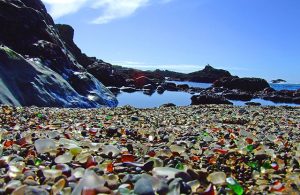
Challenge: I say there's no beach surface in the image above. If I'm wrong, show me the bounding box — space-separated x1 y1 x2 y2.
0 105 299 194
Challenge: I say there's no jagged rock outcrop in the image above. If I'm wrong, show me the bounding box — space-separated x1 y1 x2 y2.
0 0 117 107
186 65 232 83
56 24 127 87
271 79 286 84
213 77 270 92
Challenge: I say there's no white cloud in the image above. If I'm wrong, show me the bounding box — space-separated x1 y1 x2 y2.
42 0 89 19
42 0 172 24
110 60 203 73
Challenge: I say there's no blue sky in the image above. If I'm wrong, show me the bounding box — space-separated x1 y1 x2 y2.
42 0 300 83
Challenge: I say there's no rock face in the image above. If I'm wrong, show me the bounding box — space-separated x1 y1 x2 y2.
56 24 127 87
0 0 117 107
186 65 232 83
271 79 286 84
213 77 270 92
261 89 300 104
223 92 253 101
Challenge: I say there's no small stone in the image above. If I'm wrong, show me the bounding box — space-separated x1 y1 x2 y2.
34 139 56 154
152 167 180 179
23 178 38 186
42 169 62 179
175 171 192 182
5 180 22 193
72 170 105 195
52 178 66 195
134 178 155 195
55 152 73 164
142 161 154 172
168 178 181 195
207 172 226 185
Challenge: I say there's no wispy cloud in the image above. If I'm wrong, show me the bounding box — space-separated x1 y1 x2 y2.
42 0 173 24
42 0 89 19
110 60 203 73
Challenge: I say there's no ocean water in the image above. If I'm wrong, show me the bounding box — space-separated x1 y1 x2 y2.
270 83 300 91
116 91 299 108
117 91 191 108
171 81 300 91
116 81 300 108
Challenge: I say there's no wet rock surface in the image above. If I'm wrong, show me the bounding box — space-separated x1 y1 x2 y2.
0 104 299 194
213 77 270 92
0 0 117 108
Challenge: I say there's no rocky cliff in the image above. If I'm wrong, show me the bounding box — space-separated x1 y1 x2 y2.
0 0 117 107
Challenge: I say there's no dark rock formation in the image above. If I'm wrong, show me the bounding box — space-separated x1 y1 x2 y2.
86 62 127 87
120 87 138 93
0 0 117 107
245 102 262 106
106 87 120 94
160 103 176 107
143 84 156 91
213 77 270 92
134 76 156 89
162 82 178 91
56 24 94 67
223 92 253 101
191 95 233 105
261 89 300 104
156 85 165 94
56 24 127 87
271 79 286 84
186 65 232 83
177 84 189 90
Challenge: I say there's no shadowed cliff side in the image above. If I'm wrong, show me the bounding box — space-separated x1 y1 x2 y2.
0 0 117 107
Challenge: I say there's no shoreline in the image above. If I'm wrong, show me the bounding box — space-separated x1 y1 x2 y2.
0 105 299 194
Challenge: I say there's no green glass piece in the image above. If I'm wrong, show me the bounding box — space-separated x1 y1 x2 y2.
246 145 254 152
226 177 244 195
175 162 184 170
262 162 272 169
203 132 209 136
98 123 103 128
247 161 258 169
35 158 42 166
106 115 112 120
37 113 43 118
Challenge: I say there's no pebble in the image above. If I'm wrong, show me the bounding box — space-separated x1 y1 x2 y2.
0 105 299 194
134 177 155 195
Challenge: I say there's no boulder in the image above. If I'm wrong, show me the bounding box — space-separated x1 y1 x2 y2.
223 92 253 101
160 103 176 107
213 77 270 92
143 89 155 96
162 82 178 91
245 102 262 106
120 87 138 93
262 95 293 103
177 84 189 90
143 84 156 91
134 76 155 88
293 97 300 104
191 95 233 105
263 87 276 93
156 85 165 94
